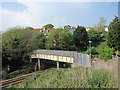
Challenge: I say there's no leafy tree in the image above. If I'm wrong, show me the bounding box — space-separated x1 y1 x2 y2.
85 46 98 55
2 27 46 71
58 31 75 51
46 28 64 49
29 32 47 49
97 42 114 61
42 24 54 29
108 16 120 52
102 31 108 39
46 28 75 50
87 28 101 46
53 33 59 50
73 26 89 51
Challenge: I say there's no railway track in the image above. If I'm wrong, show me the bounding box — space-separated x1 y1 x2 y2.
0 68 53 89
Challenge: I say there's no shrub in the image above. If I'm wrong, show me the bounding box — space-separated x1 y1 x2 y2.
97 42 114 61
85 47 98 55
2 62 36 80
8 67 117 88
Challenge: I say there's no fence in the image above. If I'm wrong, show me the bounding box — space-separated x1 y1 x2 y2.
73 53 90 67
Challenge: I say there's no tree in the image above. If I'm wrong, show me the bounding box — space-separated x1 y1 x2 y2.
97 42 114 61
94 17 106 33
46 28 64 49
46 28 75 50
108 16 120 52
73 26 89 51
58 31 75 51
87 28 101 46
2 27 46 71
34 32 47 49
53 33 59 50
42 24 54 29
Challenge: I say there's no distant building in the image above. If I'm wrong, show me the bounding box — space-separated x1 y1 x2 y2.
63 25 92 33
105 26 108 31
34 25 95 35
34 27 55 35
63 25 76 34
86 27 92 31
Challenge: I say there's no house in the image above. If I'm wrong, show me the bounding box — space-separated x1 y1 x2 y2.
63 25 93 33
105 26 108 31
63 25 76 34
34 27 55 35
86 27 92 31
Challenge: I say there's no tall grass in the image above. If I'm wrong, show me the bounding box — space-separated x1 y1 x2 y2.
8 67 117 88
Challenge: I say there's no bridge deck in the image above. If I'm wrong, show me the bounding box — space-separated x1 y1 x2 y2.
31 50 90 67
32 50 74 57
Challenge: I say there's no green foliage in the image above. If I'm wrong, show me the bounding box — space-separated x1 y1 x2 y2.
84 41 114 61
73 26 89 51
8 67 116 88
58 31 75 51
88 69 116 88
87 28 102 46
34 32 47 49
108 16 120 51
42 24 54 29
46 28 75 50
84 47 98 55
102 31 108 38
97 42 114 61
2 62 36 80
2 27 46 71
46 28 64 49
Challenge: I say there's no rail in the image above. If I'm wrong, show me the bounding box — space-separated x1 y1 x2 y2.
0 68 53 88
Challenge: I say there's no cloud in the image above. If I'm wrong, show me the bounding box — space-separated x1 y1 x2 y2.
1 0 117 32
1 7 33 31
1 2 44 31
52 16 68 27
1 1 69 32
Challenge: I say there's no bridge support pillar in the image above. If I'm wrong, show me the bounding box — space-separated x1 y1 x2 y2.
30 58 32 62
41 60 44 70
57 61 59 68
38 58 41 70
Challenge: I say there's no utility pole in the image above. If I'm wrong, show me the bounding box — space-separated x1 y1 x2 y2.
89 41 92 59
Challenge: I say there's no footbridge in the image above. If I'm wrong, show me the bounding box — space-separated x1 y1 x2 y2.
30 50 91 70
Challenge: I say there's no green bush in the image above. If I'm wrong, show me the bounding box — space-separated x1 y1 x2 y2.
8 67 117 88
84 41 115 61
2 62 36 80
85 47 98 55
97 42 114 61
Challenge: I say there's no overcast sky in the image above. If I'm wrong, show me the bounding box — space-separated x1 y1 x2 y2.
0 0 118 32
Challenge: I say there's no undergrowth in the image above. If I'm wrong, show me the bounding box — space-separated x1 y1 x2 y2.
8 67 117 88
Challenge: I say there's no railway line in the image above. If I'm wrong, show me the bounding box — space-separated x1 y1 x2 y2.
0 68 53 89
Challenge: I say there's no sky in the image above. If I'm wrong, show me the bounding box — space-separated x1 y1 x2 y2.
0 0 119 32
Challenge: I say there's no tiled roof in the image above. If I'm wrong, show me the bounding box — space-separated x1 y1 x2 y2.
33 28 55 35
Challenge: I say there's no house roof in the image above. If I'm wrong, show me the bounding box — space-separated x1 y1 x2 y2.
34 28 43 31
33 28 55 35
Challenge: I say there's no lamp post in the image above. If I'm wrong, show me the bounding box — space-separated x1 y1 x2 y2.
89 41 92 59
